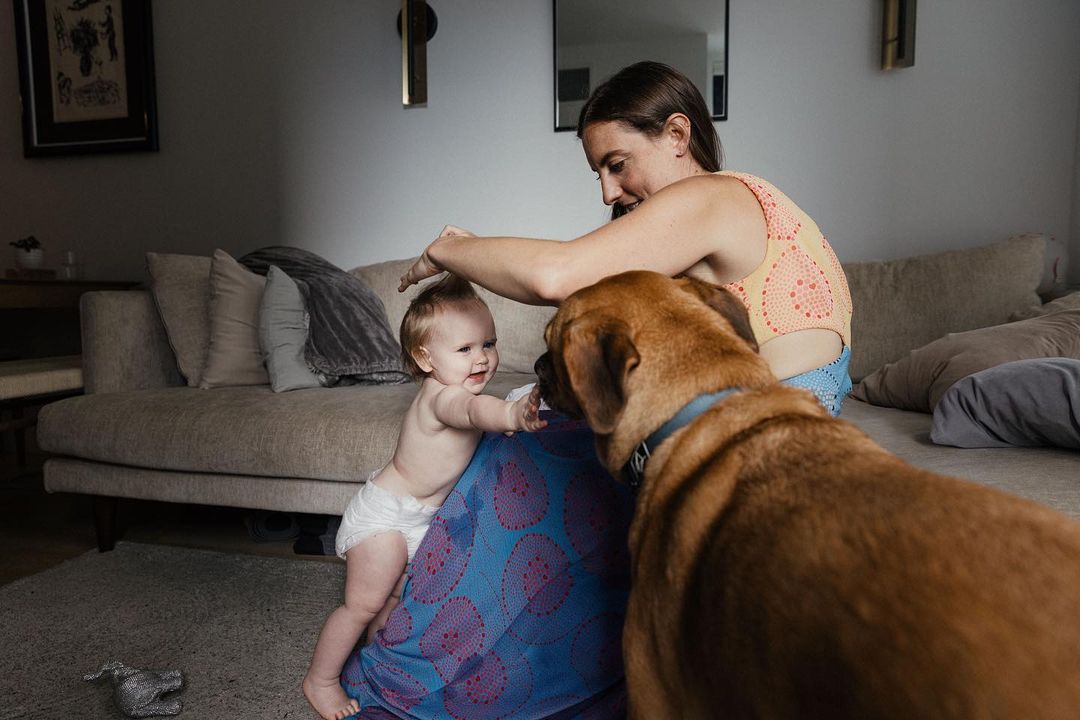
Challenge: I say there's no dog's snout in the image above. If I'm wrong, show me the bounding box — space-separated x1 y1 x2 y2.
534 353 551 386
535 352 559 404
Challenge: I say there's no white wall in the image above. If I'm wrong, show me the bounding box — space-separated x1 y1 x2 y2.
1 0 1078 282
1072 75 1080 281
722 0 1080 271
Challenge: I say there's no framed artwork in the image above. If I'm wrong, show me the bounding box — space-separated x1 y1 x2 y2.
12 0 158 156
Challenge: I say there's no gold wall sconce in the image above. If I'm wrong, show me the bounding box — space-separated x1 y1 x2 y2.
882 0 916 70
400 0 438 105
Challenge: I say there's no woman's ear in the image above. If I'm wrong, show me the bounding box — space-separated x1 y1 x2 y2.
664 113 693 157
414 347 434 374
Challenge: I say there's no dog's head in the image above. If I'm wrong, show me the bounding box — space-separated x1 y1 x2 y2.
535 271 772 471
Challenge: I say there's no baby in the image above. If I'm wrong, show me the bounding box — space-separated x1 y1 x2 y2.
303 273 547 720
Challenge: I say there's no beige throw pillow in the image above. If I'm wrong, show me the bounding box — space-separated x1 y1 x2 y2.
199 249 269 389
842 235 1045 381
146 252 213 387
851 309 1080 413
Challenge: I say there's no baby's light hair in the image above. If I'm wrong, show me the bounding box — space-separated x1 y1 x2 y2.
399 273 488 381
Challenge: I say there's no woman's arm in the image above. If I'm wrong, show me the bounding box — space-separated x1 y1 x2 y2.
400 174 766 304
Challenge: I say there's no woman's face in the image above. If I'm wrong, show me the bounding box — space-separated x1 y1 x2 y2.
582 120 689 213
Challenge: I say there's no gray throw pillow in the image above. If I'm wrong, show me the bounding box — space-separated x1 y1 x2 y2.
260 266 321 393
239 247 409 383
930 358 1080 449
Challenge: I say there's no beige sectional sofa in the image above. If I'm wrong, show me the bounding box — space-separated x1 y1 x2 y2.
38 236 1080 550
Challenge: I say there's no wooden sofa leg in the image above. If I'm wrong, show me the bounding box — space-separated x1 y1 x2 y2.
94 496 120 552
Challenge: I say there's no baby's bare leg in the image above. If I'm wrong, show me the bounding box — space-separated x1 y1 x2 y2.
304 532 407 720
365 572 407 644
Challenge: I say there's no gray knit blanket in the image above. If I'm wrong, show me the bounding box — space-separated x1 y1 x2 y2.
239 247 410 385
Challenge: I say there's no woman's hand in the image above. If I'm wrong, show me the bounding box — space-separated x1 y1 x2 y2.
398 225 476 292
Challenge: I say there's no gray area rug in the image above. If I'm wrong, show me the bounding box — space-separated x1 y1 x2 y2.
0 542 345 719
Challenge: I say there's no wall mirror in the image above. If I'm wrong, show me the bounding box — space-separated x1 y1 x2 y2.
554 0 728 132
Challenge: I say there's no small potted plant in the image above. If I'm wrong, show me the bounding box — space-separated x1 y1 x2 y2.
11 235 44 269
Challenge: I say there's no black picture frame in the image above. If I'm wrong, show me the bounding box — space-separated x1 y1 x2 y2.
12 0 158 157
553 0 729 132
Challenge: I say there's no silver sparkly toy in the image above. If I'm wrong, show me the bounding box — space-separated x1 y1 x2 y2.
84 661 185 718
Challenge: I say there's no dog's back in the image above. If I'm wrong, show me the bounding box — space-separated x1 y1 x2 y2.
662 398 1080 719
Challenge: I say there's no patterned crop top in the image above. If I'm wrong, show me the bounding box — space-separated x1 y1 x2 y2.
718 171 852 347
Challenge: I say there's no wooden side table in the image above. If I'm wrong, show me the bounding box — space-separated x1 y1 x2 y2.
0 278 140 361
0 356 84 467
0 278 140 310
0 279 137 467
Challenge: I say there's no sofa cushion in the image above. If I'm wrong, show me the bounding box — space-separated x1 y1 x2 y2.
146 252 212 387
260 266 321 392
842 235 1045 380
851 309 1080 413
930 358 1080 449
353 258 556 375
838 398 1080 518
200 250 269 389
37 372 536 481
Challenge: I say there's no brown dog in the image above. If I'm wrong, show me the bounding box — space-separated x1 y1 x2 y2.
535 270 1080 720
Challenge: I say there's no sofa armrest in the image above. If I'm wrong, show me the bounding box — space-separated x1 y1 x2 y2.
80 290 184 393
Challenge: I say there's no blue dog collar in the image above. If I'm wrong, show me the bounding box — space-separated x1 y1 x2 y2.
624 388 743 489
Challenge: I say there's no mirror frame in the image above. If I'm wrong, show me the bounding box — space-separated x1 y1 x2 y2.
553 0 729 132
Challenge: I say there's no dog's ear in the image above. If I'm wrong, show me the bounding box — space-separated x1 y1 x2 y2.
563 318 640 434
675 276 758 352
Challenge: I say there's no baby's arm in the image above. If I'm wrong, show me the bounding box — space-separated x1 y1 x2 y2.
433 385 547 434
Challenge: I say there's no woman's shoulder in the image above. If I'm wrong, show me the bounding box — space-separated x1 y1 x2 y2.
708 171 811 219
711 170 782 198
636 172 768 280
658 171 759 206
652 171 767 224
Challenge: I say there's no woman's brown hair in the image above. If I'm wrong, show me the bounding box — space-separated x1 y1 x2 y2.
577 61 724 220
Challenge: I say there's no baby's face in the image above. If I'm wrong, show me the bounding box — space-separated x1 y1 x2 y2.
421 302 499 393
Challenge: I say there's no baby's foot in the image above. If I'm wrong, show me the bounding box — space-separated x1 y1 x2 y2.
303 674 359 720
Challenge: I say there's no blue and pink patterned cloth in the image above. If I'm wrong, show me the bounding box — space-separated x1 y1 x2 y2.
342 414 633 719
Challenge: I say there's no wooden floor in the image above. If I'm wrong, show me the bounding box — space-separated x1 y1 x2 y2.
0 437 339 588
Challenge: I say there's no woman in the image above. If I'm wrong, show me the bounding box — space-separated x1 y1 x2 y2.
340 61 852 719
401 61 852 411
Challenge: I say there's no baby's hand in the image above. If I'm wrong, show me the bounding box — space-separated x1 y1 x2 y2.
505 387 547 435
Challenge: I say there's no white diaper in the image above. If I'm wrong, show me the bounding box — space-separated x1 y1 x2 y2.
335 473 440 561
